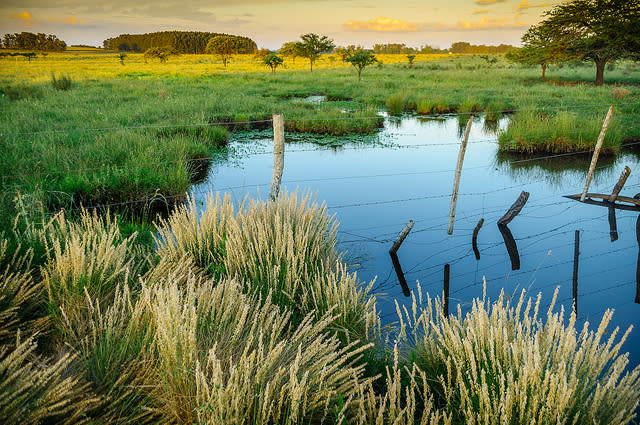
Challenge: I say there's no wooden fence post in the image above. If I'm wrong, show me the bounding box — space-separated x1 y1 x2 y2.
447 115 473 235
443 264 450 316
269 114 285 201
608 165 631 203
390 252 410 297
389 220 414 254
498 191 529 225
573 230 579 315
581 106 614 202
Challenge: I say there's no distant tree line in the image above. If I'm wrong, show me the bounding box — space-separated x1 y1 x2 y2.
1 32 66 51
103 31 257 54
372 43 447 54
449 42 516 54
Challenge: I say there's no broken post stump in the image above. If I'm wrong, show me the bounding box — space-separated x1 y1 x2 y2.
447 115 473 235
389 220 415 254
498 191 530 225
498 223 520 271
443 264 450 316
269 113 285 201
608 165 631 203
608 206 618 242
472 218 484 260
581 106 614 202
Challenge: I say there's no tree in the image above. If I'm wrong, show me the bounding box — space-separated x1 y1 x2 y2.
406 54 416 68
206 35 238 67
143 46 174 63
297 33 335 72
344 50 378 81
263 53 284 74
506 24 567 81
530 0 640 85
279 41 302 63
254 48 270 59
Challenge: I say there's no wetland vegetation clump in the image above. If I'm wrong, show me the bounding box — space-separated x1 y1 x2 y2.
1 191 639 424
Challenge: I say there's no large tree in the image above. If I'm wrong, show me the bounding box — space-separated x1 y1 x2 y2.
206 35 238 67
297 33 335 72
506 24 568 81
279 41 302 63
530 0 640 85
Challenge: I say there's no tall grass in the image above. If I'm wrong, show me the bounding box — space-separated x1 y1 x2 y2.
1 192 640 423
397 284 640 424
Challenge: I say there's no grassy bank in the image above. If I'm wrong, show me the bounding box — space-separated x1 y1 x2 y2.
1 192 639 424
1 53 639 236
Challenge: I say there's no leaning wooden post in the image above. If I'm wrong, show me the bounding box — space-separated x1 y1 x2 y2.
608 166 631 203
572 230 580 315
580 106 614 202
498 191 529 225
443 264 450 316
447 115 473 235
389 220 414 254
390 252 410 297
269 114 285 201
636 215 640 304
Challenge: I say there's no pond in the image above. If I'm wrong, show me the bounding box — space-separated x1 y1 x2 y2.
192 114 640 369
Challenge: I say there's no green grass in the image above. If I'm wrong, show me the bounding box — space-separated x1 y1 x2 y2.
0 53 639 236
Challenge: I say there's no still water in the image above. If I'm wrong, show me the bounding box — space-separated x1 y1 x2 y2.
192 114 640 368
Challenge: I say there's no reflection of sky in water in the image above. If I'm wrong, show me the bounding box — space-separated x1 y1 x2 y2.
192 114 640 370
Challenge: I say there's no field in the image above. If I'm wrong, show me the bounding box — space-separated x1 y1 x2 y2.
2 50 640 424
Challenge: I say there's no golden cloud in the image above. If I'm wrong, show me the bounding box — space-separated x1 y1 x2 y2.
472 8 489 14
454 16 528 30
475 0 507 5
516 0 551 11
344 16 419 32
10 11 87 26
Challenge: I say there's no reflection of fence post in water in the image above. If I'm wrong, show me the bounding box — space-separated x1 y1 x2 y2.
498 224 520 270
573 230 580 315
636 215 640 304
390 252 411 297
472 218 484 260
444 264 450 316
269 113 285 201
608 206 618 242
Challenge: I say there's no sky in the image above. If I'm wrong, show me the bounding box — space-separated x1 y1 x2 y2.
0 0 560 49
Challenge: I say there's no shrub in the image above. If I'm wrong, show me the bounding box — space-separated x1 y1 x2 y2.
401 286 640 424
386 92 405 115
51 73 72 91
613 87 631 100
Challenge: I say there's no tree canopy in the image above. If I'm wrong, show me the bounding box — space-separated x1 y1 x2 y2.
143 46 176 63
103 31 256 54
528 0 640 85
297 33 335 72
1 32 66 51
206 36 239 67
344 50 378 81
263 53 284 74
279 41 303 63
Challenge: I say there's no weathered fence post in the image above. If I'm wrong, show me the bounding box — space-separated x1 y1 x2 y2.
269 113 285 201
580 106 614 202
443 264 450 316
447 115 473 235
389 220 414 254
608 206 618 242
472 218 484 260
498 191 529 225
573 230 580 315
636 215 640 304
608 166 631 203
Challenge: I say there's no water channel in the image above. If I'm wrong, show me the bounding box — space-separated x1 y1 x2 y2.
192 113 640 369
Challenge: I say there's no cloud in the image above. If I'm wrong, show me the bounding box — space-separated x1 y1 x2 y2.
344 16 419 32
472 9 489 14
516 0 551 11
474 0 507 5
10 11 87 26
453 16 528 30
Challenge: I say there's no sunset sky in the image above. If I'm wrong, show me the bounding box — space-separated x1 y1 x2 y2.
0 0 559 49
